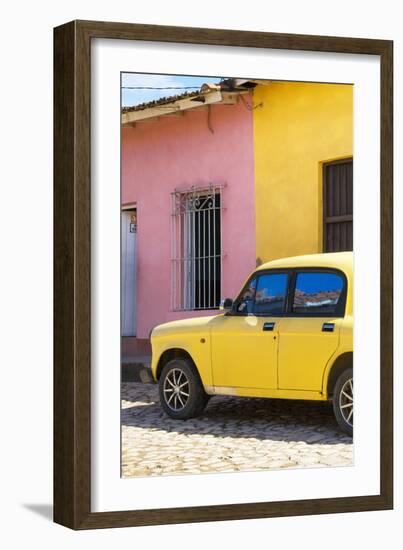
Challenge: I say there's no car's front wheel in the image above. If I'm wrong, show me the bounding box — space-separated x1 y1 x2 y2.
333 368 353 436
159 358 209 419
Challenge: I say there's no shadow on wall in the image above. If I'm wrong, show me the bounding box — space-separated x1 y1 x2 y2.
23 504 53 522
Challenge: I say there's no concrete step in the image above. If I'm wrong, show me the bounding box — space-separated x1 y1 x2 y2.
122 355 151 366
121 355 154 384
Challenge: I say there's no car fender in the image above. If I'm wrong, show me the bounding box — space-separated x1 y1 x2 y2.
151 325 214 386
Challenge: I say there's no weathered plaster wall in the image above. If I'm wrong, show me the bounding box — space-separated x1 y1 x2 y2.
253 82 353 263
122 98 256 338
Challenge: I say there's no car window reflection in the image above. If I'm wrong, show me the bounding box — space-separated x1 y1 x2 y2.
236 278 257 313
254 273 288 315
237 273 288 315
293 272 343 314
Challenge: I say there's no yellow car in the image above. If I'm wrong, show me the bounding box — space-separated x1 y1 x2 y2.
151 252 353 435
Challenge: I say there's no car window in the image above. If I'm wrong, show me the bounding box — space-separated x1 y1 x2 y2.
293 271 344 314
254 273 288 315
236 277 257 314
236 273 288 315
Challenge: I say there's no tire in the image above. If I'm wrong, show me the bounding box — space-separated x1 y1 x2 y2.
158 358 209 420
332 368 353 436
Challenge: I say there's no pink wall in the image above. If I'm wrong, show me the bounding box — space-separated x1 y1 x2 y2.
122 97 256 338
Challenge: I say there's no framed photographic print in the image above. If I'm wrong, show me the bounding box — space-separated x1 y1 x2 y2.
54 20 393 529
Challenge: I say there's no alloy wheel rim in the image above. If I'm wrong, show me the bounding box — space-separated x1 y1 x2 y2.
163 368 190 411
339 377 353 427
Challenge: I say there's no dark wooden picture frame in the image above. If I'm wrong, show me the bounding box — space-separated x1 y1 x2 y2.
54 20 393 530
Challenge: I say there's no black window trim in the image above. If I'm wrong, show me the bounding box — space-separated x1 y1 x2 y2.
228 266 348 318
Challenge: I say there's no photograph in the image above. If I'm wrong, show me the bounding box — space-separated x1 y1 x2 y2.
120 73 354 478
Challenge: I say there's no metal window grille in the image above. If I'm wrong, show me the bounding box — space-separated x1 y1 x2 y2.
171 184 223 311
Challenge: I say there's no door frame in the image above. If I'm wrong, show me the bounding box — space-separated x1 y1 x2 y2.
122 202 136 211
121 204 137 337
322 156 353 253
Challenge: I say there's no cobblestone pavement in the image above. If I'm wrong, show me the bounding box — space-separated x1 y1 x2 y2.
121 382 353 477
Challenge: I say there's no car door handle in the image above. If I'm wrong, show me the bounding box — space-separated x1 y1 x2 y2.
322 323 335 332
263 322 275 331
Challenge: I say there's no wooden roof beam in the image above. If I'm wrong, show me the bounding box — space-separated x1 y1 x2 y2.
122 90 223 124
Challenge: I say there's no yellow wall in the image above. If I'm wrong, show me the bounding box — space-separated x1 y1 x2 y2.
253 82 353 263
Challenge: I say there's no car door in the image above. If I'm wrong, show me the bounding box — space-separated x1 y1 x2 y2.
210 271 289 390
277 269 346 391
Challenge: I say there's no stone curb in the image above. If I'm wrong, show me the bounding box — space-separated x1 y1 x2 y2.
121 362 155 384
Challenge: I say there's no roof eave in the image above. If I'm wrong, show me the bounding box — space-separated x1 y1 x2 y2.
122 89 244 126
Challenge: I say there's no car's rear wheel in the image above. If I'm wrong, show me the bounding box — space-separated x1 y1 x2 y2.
333 368 353 436
159 358 209 419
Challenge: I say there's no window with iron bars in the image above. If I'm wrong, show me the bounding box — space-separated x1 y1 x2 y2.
171 185 223 311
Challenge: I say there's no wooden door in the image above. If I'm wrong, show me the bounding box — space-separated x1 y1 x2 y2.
323 159 353 252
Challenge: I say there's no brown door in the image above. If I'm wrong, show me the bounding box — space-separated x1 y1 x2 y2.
323 159 353 252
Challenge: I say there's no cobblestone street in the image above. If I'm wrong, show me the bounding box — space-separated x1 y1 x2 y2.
121 382 353 477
